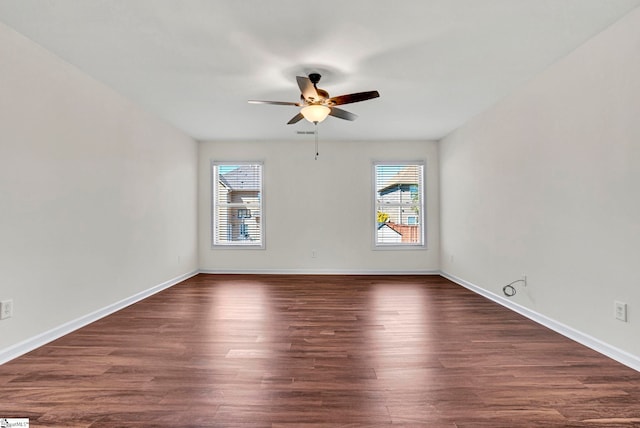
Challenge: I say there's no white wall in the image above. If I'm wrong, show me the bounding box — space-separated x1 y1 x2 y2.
0 23 198 356
199 140 439 273
440 8 640 360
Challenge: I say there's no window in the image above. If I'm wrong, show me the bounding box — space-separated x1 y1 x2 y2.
212 162 264 248
374 162 425 247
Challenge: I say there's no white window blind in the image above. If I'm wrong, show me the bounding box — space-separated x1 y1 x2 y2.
212 162 264 247
374 162 425 247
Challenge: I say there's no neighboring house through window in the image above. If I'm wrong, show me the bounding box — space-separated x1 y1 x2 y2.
212 162 264 248
374 162 425 247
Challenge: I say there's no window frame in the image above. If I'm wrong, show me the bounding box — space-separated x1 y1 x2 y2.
211 161 265 249
373 161 426 249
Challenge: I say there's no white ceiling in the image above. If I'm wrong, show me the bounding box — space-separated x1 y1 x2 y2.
1 0 639 142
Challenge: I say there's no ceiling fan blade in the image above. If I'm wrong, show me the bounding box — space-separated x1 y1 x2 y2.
248 100 300 106
328 90 380 106
329 107 358 121
287 112 304 125
296 76 319 102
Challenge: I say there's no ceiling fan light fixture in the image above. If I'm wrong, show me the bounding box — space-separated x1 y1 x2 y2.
301 104 330 123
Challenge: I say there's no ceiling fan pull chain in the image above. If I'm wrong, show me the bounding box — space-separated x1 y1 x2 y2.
315 123 319 160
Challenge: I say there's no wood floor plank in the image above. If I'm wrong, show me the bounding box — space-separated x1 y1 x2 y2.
1 274 639 426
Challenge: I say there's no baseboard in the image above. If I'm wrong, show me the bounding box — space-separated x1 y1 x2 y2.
0 270 199 365
440 271 640 373
199 268 441 275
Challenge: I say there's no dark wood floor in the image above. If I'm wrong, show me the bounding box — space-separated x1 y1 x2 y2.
1 274 639 427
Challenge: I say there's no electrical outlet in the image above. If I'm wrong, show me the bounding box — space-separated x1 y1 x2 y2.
0 299 13 320
614 301 627 322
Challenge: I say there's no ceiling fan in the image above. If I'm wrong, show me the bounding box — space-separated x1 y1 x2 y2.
248 73 380 124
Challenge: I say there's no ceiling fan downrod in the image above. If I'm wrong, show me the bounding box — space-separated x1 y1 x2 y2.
308 73 322 87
